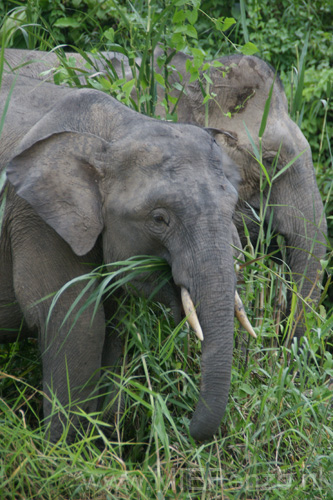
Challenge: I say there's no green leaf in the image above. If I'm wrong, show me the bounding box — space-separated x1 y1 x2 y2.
203 73 213 84
185 58 193 72
240 42 259 55
211 60 224 68
122 78 135 99
191 48 205 68
53 17 81 28
97 77 112 90
187 9 198 25
189 69 199 83
67 56 77 67
174 24 197 39
191 47 205 57
217 17 236 32
172 10 186 24
239 383 255 396
173 82 184 92
154 72 165 86
103 28 114 42
186 24 198 38
171 32 186 51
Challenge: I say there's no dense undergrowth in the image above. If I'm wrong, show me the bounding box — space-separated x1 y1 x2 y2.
0 1 332 499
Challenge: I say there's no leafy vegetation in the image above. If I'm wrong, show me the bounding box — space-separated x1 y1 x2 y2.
0 1 332 498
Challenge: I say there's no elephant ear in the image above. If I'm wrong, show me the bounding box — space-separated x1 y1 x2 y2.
205 127 241 192
7 130 109 256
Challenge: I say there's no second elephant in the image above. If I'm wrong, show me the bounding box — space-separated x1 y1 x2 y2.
156 49 327 341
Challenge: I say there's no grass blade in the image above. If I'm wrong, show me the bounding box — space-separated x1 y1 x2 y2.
259 72 276 138
291 30 310 125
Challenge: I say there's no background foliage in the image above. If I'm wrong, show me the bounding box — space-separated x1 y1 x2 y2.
1 0 332 234
0 1 332 498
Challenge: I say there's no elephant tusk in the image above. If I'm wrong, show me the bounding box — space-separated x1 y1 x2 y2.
234 252 243 275
181 287 204 341
234 291 257 339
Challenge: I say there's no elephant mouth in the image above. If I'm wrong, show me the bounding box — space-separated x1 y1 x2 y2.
181 286 256 341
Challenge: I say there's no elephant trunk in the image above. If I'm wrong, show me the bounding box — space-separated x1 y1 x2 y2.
270 147 327 341
285 220 326 340
172 235 236 441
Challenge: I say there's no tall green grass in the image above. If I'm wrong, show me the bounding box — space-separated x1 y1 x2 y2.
0 3 332 499
1 289 332 498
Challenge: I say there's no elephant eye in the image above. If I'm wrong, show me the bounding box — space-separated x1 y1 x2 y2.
151 209 170 226
154 215 166 223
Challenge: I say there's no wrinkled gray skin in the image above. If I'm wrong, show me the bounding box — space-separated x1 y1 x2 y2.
4 47 327 339
157 49 327 340
0 70 240 442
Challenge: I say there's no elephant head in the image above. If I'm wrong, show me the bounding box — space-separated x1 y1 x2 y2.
156 50 327 341
2 74 251 440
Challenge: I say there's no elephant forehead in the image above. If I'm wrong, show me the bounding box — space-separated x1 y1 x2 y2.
127 119 219 156
110 138 223 180
107 169 235 220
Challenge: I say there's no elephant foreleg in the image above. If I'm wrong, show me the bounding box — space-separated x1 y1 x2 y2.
11 219 106 442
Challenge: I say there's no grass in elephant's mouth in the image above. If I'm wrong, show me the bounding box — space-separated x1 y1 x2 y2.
1 273 332 499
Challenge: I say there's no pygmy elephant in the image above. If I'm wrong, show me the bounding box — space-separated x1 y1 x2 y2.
0 71 250 442
155 49 327 340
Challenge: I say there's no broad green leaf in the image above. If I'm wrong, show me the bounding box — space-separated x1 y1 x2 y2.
54 17 81 28
193 56 204 69
97 77 112 90
122 78 135 98
239 383 255 396
174 24 197 39
154 72 165 86
191 47 205 57
185 59 193 72
67 56 77 67
211 60 224 68
189 69 199 83
103 28 114 42
172 10 186 24
181 25 195 37
171 33 186 51
217 17 236 32
187 9 198 25
173 82 184 92
240 42 259 55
